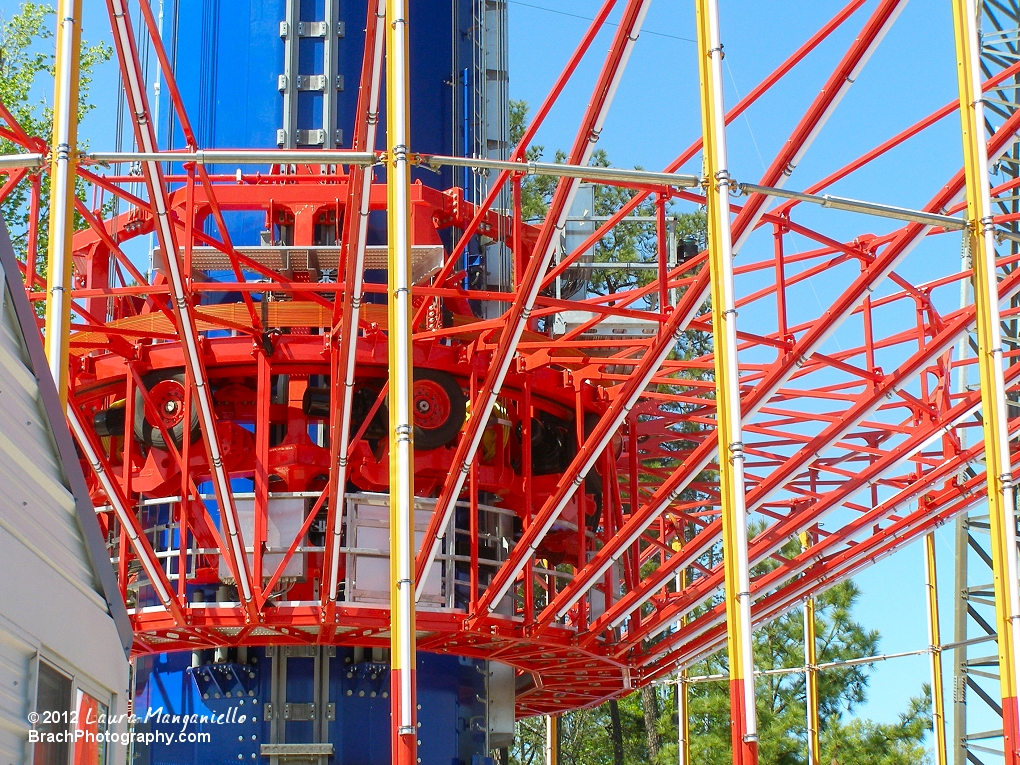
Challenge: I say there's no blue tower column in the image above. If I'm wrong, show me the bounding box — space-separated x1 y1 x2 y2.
132 1 516 762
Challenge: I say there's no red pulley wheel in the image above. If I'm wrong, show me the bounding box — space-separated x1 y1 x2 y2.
410 369 466 450
134 370 201 451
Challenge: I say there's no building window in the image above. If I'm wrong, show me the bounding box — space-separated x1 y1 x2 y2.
32 662 109 765
34 662 72 765
72 690 108 765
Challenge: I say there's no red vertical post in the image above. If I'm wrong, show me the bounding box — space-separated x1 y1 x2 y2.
26 173 40 292
522 377 535 625
178 374 192 600
121 369 135 599
469 363 480 609
656 192 669 315
574 384 587 628
512 174 524 289
252 352 271 599
772 221 787 342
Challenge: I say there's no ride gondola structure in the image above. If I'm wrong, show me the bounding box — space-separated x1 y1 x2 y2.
7 0 1020 764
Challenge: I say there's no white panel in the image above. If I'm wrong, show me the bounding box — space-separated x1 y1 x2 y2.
0 625 31 765
0 288 99 601
0 533 129 703
346 497 444 605
218 496 306 581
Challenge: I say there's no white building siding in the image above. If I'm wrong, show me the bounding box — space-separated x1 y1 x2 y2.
0 288 102 607
0 624 32 765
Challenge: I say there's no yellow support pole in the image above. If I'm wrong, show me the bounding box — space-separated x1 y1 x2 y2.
804 597 820 765
386 0 417 763
677 558 693 765
951 1 1020 762
677 569 691 765
545 714 560 765
677 670 689 765
695 1 758 763
924 533 948 765
44 0 83 403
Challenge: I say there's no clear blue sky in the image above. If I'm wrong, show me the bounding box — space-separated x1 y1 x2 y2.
0 0 995 748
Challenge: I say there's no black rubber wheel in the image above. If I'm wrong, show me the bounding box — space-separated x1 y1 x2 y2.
301 386 331 418
515 414 573 474
411 369 466 450
134 370 200 451
93 406 127 438
353 385 389 440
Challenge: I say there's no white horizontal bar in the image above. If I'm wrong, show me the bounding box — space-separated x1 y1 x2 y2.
739 181 966 230
422 154 701 188
87 149 378 166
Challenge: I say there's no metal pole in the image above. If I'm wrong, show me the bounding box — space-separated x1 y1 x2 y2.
804 597 820 765
386 0 417 763
677 672 689 765
952 510 969 765
695 1 758 763
925 533 949 765
676 570 690 765
952 2 1020 763
88 149 377 165
0 154 45 170
545 714 559 765
423 154 698 188
44 0 83 403
736 181 965 230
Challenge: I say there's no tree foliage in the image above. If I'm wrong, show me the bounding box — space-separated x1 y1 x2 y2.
511 582 931 765
509 99 704 314
0 1 111 262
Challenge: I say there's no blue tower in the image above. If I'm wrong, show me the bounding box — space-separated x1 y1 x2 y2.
131 3 514 764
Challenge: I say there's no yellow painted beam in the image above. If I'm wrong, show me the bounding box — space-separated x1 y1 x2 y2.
386 1 417 763
924 534 948 765
44 0 83 403
951 0 1020 760
805 597 819 765
546 714 560 765
695 0 758 762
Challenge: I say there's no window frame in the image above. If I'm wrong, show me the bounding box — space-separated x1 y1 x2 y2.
32 653 113 765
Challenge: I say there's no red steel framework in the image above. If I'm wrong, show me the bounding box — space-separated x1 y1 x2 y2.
4 0 1020 761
